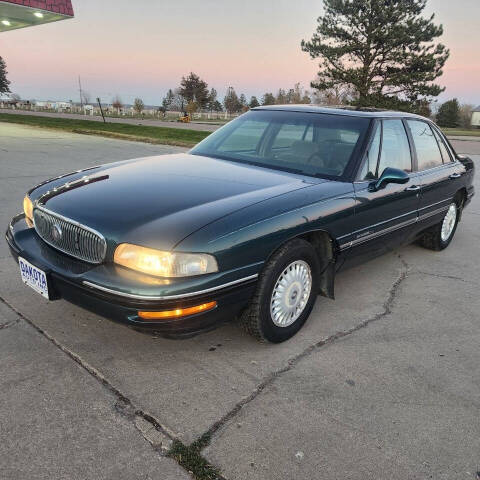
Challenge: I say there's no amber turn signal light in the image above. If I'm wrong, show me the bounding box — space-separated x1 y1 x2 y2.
138 301 217 321
23 195 34 228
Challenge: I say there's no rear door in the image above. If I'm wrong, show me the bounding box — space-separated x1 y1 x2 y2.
405 119 464 230
342 118 422 266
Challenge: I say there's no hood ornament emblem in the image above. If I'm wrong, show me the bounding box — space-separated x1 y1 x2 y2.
51 223 63 242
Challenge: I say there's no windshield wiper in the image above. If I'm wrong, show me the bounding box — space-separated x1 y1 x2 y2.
236 159 305 174
311 172 338 180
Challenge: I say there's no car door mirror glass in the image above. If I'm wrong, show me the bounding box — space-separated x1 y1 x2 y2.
370 167 409 191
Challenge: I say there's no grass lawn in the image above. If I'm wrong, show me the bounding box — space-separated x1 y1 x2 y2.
441 128 480 137
0 113 210 147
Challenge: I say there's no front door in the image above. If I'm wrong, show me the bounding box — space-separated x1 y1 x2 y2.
342 118 421 267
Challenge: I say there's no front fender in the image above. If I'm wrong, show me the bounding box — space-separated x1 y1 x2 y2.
176 181 356 274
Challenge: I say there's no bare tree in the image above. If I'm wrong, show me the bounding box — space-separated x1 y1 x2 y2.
82 91 91 104
286 83 311 104
276 89 287 104
186 100 198 115
111 95 123 114
223 87 242 114
133 97 144 115
459 104 474 129
311 85 356 106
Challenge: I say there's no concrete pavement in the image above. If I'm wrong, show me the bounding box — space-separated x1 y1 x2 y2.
0 307 189 480
1 123 479 479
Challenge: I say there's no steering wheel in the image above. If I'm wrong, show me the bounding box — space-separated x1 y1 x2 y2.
307 152 324 166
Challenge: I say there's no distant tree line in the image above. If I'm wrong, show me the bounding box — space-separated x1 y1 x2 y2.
106 84 477 129
158 72 316 115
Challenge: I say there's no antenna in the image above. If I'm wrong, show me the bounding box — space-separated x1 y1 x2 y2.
78 75 83 109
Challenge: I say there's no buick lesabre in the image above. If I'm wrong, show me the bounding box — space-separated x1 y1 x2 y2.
6 106 475 342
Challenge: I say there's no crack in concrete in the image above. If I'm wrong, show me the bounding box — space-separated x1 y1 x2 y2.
201 256 409 445
412 270 479 285
0 293 176 452
0 318 19 330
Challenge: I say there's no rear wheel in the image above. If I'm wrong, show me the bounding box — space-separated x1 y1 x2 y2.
417 200 460 251
240 239 319 343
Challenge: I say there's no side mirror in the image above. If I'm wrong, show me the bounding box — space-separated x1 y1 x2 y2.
457 154 474 172
369 167 409 192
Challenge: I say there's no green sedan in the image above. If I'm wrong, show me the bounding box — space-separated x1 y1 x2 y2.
7 105 475 342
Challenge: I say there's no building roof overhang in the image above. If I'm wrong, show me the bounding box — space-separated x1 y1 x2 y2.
0 0 73 32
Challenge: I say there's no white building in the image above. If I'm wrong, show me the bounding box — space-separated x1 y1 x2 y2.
54 101 72 112
471 106 480 128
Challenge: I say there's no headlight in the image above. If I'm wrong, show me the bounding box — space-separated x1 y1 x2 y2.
23 195 34 227
114 243 218 278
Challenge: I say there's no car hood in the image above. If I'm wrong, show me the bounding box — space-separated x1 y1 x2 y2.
34 153 322 251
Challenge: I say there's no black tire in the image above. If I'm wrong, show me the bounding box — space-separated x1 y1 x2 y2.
417 198 461 251
240 238 320 343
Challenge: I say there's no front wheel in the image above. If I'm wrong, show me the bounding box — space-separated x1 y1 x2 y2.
418 200 460 251
240 239 319 343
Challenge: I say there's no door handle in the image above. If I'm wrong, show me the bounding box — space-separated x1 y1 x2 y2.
449 173 461 179
405 185 421 191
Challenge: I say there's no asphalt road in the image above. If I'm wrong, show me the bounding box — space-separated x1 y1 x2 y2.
1 123 479 480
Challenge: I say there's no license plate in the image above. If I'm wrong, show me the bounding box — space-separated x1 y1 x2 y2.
18 257 50 299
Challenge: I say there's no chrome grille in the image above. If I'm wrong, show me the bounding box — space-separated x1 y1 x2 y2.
33 207 107 264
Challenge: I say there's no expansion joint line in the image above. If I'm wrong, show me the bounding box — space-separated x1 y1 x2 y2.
0 295 174 442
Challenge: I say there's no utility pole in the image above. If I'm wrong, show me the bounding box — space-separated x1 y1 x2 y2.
97 97 106 123
78 75 83 111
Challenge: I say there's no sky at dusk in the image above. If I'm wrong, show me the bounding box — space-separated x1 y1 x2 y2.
1 0 478 106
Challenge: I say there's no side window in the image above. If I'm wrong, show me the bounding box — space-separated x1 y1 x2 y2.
358 122 381 180
377 119 412 175
407 120 443 170
432 127 452 163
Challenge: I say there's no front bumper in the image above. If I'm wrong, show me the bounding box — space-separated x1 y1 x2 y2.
6 214 257 337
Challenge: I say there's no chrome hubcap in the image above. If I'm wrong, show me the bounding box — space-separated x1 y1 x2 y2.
441 203 457 242
270 260 312 327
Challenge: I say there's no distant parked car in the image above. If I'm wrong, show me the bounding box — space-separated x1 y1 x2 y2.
7 106 475 342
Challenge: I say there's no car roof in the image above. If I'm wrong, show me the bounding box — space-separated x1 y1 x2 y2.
252 104 429 120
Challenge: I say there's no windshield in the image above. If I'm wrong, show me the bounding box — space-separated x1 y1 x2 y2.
191 110 370 179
